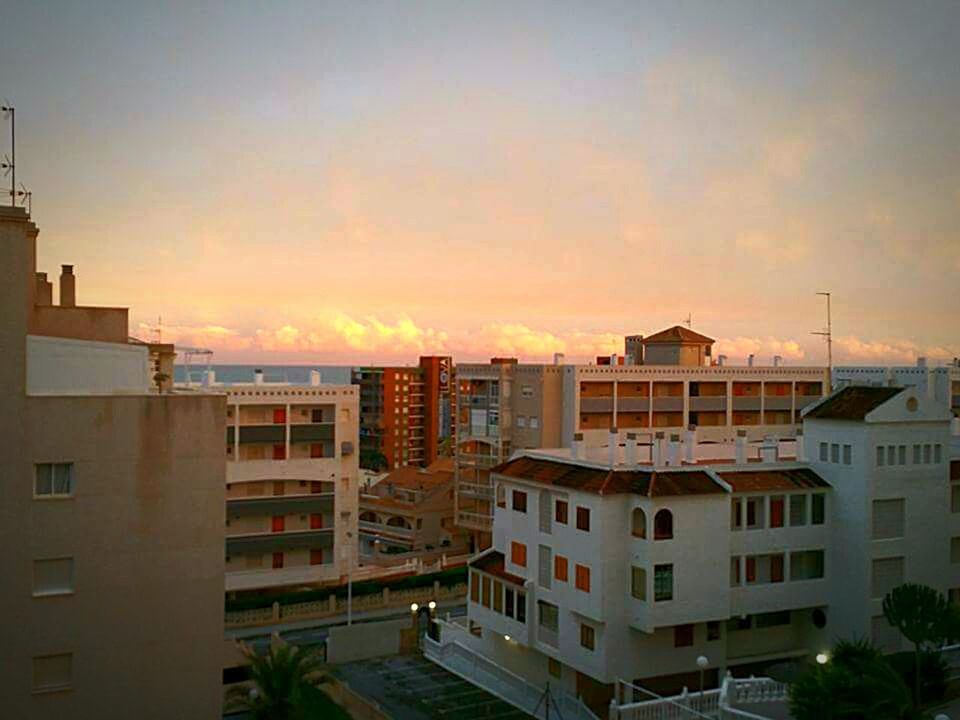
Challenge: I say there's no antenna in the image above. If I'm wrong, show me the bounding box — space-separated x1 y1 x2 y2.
1 102 14 207
683 313 693 329
17 183 31 214
811 292 832 393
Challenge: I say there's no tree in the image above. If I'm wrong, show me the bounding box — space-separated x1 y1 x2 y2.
883 583 955 705
789 639 918 720
227 639 347 720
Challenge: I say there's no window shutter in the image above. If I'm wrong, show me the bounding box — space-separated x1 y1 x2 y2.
539 545 552 589
872 499 905 540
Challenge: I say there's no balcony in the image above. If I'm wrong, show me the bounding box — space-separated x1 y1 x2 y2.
227 457 344 483
226 563 340 592
763 396 792 411
580 397 614 413
226 495 334 518
226 528 333 555
730 578 828 617
290 424 335 443
457 453 500 469
457 510 493 531
227 425 284 445
616 397 650 413
651 397 683 412
689 396 727 412
732 397 763 411
458 482 494 500
359 519 415 540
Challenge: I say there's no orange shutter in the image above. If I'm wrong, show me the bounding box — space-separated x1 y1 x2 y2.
575 564 591 592
555 555 568 582
511 541 527 567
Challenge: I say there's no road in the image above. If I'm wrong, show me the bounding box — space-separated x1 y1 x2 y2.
226 601 467 654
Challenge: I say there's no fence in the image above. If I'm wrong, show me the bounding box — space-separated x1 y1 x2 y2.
225 582 468 628
609 674 787 720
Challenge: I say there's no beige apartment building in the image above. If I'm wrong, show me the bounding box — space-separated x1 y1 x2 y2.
0 206 226 718
218 374 360 594
454 327 828 542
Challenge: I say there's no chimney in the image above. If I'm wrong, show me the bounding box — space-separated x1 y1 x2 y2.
747 354 755 368
310 369 322 386
608 427 619 467
59 265 76 307
667 433 681 466
795 429 805 462
717 354 727 367
254 369 264 385
625 432 638 466
35 272 53 306
917 357 927 368
203 369 216 387
610 353 618 366
553 353 566 366
571 432 584 460
684 424 697 463
773 355 783 367
760 435 779 463
735 430 748 464
653 431 665 467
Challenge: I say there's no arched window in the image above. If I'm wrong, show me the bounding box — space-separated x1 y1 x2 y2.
654 509 673 540
387 516 412 530
631 508 647 538
359 511 378 523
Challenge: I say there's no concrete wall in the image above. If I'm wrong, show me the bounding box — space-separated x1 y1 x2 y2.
27 334 150 395
326 618 408 663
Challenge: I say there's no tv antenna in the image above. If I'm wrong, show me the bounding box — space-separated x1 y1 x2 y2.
811 292 832 392
1 102 14 207
683 313 693 329
16 183 31 214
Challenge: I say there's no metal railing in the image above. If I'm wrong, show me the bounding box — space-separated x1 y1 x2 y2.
456 510 493 530
609 674 787 720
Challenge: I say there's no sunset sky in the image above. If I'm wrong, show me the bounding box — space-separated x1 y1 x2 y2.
1 2 957 365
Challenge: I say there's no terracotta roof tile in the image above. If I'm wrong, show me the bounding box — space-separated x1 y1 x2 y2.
717 468 830 492
643 325 715 345
804 386 902 421
469 551 526 585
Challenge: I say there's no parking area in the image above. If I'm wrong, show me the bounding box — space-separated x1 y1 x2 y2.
335 653 531 720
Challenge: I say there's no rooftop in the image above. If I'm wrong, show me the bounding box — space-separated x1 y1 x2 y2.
803 385 903 420
642 325 715 345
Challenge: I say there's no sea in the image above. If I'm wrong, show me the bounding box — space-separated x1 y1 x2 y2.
173 364 354 386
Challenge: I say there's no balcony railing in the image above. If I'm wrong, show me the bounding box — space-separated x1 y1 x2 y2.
359 519 415 540
457 482 494 500
457 510 493 530
225 563 339 592
456 453 500 468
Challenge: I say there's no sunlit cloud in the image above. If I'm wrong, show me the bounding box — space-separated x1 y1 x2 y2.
833 336 959 365
714 336 807 364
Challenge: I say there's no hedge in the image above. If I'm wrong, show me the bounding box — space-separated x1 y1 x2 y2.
226 566 467 613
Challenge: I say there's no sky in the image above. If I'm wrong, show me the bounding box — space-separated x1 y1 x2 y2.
1 1 958 365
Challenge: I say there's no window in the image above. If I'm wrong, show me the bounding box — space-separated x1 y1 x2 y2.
924 445 932 464
952 484 960 514
631 566 647 600
632 507 647 538
756 610 791 628
539 600 559 630
517 416 527 428
831 444 840 463
727 616 752 632
511 541 527 568
887 445 896 466
575 564 591 593
789 494 807 526
505 588 515 617
842 445 852 465
33 558 74 597
745 556 757 584
521 385 534 398
513 490 527 513
771 554 785 583
34 463 73 497
935 444 942 464
310 481 323 494
811 494 825 525
654 564 673 601
554 555 568 582
548 657 562 679
273 481 284 496
898 445 906 465
493 580 503 613
820 442 828 462
517 592 527 622
872 499 905 540
576 506 591 531
580 623 596 651
871 556 904 599
539 490 552 534
530 416 540 429
770 496 785 528
876 446 885 467
952 537 960 564
790 550 825 581
654 509 674 540
731 498 742 530
273 408 286 424
555 499 568 524
310 443 324 458
674 624 694 647
470 571 480 602
311 408 324 423
271 516 285 532
482 575 491 607
496 484 506 508
730 557 741 586
272 444 286 460
33 653 72 693
707 621 721 641
538 545 552 589
745 498 763 529
272 552 284 569
310 549 324 565
913 444 921 464
310 513 323 529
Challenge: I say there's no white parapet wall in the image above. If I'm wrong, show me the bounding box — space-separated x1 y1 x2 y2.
26 334 151 395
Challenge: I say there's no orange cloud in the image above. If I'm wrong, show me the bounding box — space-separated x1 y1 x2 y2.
713 336 807 364
833 336 958 365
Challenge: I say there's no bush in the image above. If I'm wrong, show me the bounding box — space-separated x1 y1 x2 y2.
886 650 947 705
226 566 467 612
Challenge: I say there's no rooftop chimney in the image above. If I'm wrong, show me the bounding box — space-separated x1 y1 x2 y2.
625 432 638 466
553 353 566 366
773 355 783 367
203 369 216 387
608 427 619 467
760 435 779 463
735 430 748 464
310 369 322 386
917 357 927 368
717 355 727 367
571 432 584 460
667 433 681 466
59 265 76 307
254 369 264 385
653 432 665 467
747 354 755 368
684 424 697 463
35 272 52 306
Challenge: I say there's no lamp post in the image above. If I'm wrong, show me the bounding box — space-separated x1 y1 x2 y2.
696 655 709 698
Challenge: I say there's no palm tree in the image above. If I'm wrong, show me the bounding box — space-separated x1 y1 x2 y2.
227 639 336 720
882 583 954 705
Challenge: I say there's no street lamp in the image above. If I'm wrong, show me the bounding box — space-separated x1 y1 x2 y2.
410 602 419 613
696 656 709 697
428 600 437 611
816 652 829 665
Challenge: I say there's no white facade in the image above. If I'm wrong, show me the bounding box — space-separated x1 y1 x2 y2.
26 335 150 395
834 362 960 418
444 385 959 708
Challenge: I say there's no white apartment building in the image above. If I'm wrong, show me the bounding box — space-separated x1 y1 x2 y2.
213 371 360 593
429 384 959 717
835 359 960 418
